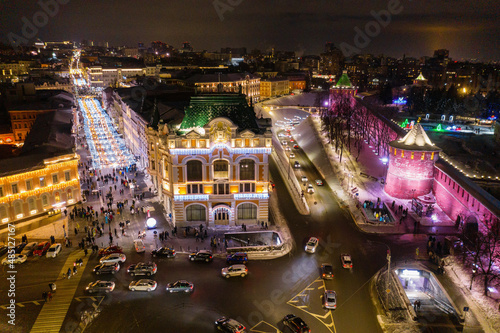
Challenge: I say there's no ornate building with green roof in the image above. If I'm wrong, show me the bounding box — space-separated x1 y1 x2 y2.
147 93 272 226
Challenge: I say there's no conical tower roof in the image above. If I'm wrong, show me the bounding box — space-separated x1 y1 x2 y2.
335 71 353 88
389 123 441 151
415 72 427 81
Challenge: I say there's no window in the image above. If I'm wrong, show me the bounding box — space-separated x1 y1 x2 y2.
239 183 255 193
67 189 73 200
0 205 7 220
11 183 19 194
41 194 49 207
52 174 58 184
64 171 71 182
239 159 255 180
28 198 36 211
14 201 22 215
238 203 257 219
26 179 32 191
214 160 229 178
186 204 206 221
40 177 46 187
0 186 3 197
187 160 203 181
213 183 230 195
187 184 203 194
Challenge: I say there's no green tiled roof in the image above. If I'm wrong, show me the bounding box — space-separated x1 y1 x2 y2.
179 94 259 132
335 72 353 88
415 72 427 81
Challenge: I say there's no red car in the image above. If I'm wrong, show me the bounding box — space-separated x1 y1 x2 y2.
293 144 299 149
98 246 124 257
33 241 51 256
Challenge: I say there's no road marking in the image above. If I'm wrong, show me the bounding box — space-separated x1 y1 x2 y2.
250 320 282 333
32 301 40 305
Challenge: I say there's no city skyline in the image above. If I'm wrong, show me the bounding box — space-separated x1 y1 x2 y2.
1 0 499 61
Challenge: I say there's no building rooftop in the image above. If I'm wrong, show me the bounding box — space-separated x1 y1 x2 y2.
184 72 259 84
179 93 261 133
389 123 441 151
335 71 353 88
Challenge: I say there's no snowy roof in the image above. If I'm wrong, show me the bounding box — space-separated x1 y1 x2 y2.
389 123 441 151
415 73 427 81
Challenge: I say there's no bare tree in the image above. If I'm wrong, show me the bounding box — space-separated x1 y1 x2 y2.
475 219 500 296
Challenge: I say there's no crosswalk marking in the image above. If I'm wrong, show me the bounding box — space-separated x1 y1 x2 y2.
30 249 90 333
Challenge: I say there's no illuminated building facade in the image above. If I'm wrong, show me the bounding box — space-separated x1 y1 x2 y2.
0 109 80 224
260 78 289 99
385 124 441 199
147 94 272 227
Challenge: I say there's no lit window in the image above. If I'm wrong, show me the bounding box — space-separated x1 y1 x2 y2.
52 174 58 184
40 177 46 187
41 195 48 207
28 198 36 211
14 201 22 215
11 183 19 194
0 186 3 197
64 171 71 182
238 203 257 219
26 179 32 191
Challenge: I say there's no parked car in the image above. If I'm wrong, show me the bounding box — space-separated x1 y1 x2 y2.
86 281 115 294
215 317 247 333
341 254 353 269
166 280 194 293
99 253 127 264
305 237 319 253
294 161 301 168
129 279 157 292
127 262 157 276
221 265 248 278
2 254 27 265
21 242 38 256
93 262 120 275
134 239 145 253
33 241 51 256
151 247 176 258
307 184 314 193
282 314 310 333
0 245 8 257
189 250 213 262
315 179 323 186
226 252 248 264
320 263 334 279
98 246 123 257
289 153 295 158
46 243 62 258
14 243 27 254
323 290 337 309
301 176 308 182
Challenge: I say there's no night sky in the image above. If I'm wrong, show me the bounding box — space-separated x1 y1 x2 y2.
1 0 499 61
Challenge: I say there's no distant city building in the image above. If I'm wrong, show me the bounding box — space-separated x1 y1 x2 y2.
184 73 260 103
146 93 272 227
260 78 289 99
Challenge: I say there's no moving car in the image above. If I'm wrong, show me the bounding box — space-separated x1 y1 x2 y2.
289 153 295 158
315 179 323 186
100 253 127 264
46 243 62 258
127 262 157 276
151 247 176 258
285 146 291 151
166 280 194 293
323 290 337 309
86 281 115 294
98 246 123 257
307 184 314 193
134 239 145 253
221 265 248 278
301 176 308 182
305 237 319 253
294 161 301 168
33 241 51 256
2 254 27 265
226 252 248 264
93 262 120 275
189 250 213 262
21 242 38 256
215 317 247 333
320 263 334 279
282 314 310 333
341 254 353 269
129 279 157 292
293 144 299 149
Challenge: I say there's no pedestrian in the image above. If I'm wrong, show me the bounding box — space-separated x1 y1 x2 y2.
67 268 72 279
261 221 264 229
265 222 268 230
84 248 88 256
43 291 48 302
114 228 118 237
165 231 169 239
203 230 207 238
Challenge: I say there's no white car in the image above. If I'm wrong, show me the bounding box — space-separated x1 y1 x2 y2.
46 243 62 258
307 184 315 193
221 264 248 278
285 146 291 151
134 239 145 253
323 290 337 309
341 254 353 269
315 179 324 186
301 176 308 182
100 253 127 264
305 237 319 253
289 153 295 158
129 279 157 292
2 254 27 265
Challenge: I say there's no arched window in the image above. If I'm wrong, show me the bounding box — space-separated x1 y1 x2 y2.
55 192 60 202
14 201 22 215
213 160 229 178
28 198 36 211
239 159 255 180
186 204 206 221
41 194 49 207
67 189 73 200
186 160 202 181
0 205 7 219
237 203 257 219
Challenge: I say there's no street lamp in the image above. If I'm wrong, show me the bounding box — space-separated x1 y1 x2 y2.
470 263 478 290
